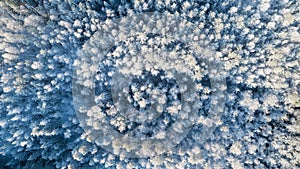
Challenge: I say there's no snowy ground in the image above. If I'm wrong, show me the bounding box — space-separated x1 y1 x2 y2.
0 0 299 168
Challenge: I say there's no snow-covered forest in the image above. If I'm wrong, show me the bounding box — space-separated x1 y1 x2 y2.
0 0 299 168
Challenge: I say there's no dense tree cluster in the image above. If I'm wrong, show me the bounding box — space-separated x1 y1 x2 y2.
0 0 299 168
